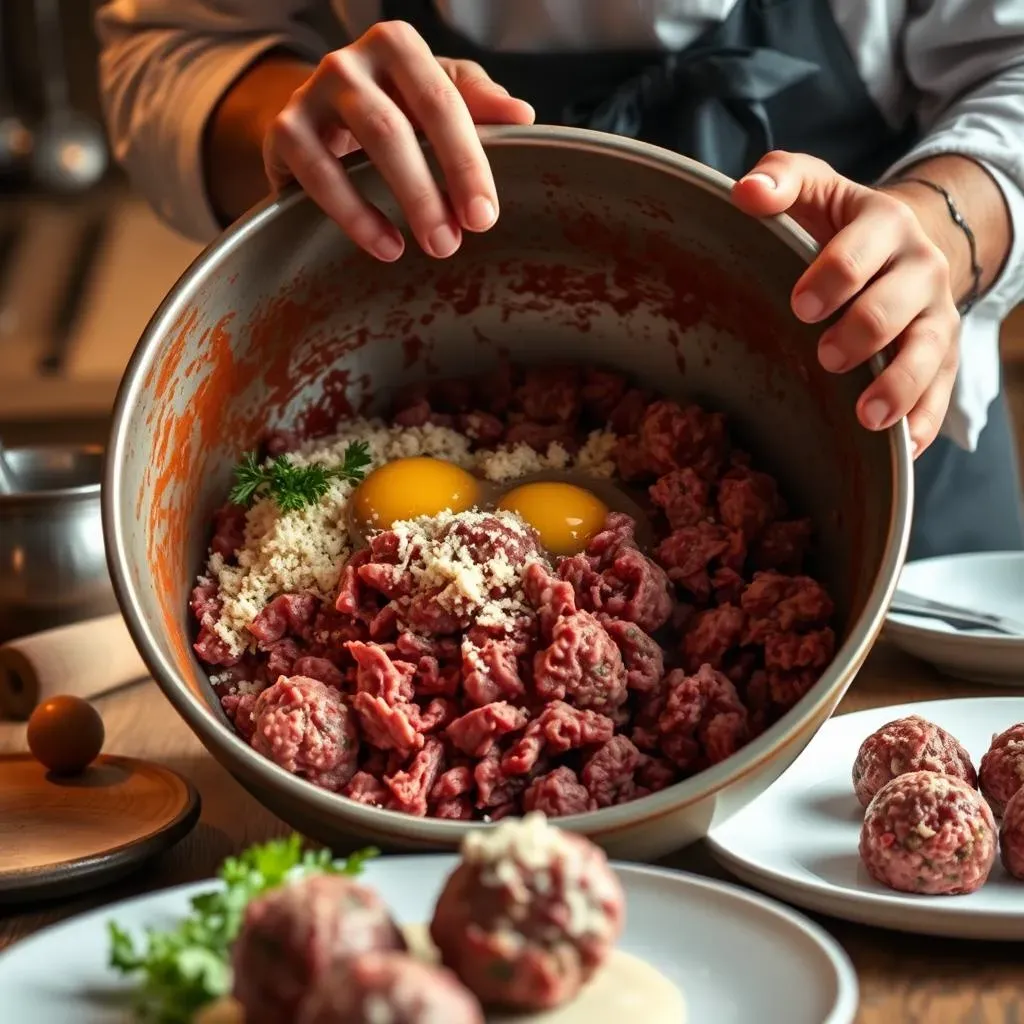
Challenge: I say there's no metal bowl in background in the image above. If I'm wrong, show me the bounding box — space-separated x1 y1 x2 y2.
104 126 913 859
0 445 118 642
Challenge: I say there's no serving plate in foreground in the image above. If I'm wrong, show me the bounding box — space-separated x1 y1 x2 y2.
707 698 1024 939
885 552 1024 685
0 855 857 1024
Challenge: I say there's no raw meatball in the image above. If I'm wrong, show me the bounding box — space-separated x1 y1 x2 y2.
851 714 977 808
232 874 406 1024
859 771 997 895
979 723 1024 816
999 786 1024 880
251 675 360 791
430 813 624 1011
296 951 484 1024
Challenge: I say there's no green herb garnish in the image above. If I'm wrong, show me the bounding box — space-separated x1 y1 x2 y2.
108 835 378 1023
228 441 372 512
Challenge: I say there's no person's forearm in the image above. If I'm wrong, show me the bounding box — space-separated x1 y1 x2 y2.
204 53 314 225
881 155 1012 307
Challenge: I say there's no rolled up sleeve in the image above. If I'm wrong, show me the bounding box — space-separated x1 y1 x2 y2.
879 0 1024 448
96 1 326 242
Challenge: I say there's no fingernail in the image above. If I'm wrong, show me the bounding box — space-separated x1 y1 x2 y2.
740 172 777 189
428 223 460 258
863 399 891 430
491 82 510 96
818 340 845 372
793 291 824 322
373 233 404 262
464 196 497 232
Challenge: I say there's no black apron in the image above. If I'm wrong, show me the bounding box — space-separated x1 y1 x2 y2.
383 0 1024 559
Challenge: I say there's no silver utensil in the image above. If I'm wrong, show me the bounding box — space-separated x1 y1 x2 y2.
30 0 109 194
0 439 18 494
889 591 1024 637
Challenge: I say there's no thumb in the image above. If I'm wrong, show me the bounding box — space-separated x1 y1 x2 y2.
730 150 863 243
442 59 536 126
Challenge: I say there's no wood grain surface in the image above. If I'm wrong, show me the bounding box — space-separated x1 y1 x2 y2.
0 642 1020 1024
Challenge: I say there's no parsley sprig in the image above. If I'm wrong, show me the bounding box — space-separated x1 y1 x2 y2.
228 441 372 513
108 836 378 1024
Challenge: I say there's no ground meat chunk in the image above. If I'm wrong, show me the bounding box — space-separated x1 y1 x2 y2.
657 523 745 602
503 701 615 776
763 628 835 671
649 467 711 529
210 503 247 560
296 951 484 1024
386 736 445 816
859 771 996 895
344 771 389 807
852 715 977 808
656 666 749 773
979 723 1024 817
232 874 406 1024
603 619 664 692
741 572 834 642
430 814 624 1011
352 693 424 757
460 636 526 707
346 641 415 704
681 605 746 672
716 464 782 540
999 786 1024 879
250 676 359 791
558 513 673 633
583 735 643 807
751 518 814 573
631 399 728 479
533 610 628 713
248 593 320 645
446 702 530 758
523 766 592 816
516 365 581 424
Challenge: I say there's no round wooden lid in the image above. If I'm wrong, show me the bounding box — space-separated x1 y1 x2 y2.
0 753 200 904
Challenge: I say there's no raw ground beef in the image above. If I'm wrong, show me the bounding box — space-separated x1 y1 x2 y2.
193 362 838 820
979 722 1024 817
999 786 1024 879
859 770 997 896
852 714 978 809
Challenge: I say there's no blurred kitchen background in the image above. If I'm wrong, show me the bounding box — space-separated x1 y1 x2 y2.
0 0 1021 478
0 0 202 447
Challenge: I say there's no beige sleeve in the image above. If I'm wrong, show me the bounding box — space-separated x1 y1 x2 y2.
96 0 328 241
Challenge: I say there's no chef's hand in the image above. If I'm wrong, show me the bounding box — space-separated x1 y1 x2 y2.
264 21 534 262
732 151 960 456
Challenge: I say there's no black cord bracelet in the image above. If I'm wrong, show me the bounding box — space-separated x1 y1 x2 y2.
897 176 984 316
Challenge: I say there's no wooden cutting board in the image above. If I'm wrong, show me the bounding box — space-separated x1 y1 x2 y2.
0 753 200 904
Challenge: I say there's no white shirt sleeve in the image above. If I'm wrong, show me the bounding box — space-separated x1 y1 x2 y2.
96 0 328 242
878 0 1024 451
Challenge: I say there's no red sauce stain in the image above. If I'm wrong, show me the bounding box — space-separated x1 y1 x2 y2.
625 196 676 224
540 172 564 188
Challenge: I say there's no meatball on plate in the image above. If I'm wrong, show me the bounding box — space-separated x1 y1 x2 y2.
707 697 1024 940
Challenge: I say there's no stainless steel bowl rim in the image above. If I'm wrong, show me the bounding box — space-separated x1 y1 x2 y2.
104 124 914 837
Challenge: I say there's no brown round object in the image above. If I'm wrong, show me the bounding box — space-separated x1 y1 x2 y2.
859 771 996 895
851 714 976 808
979 723 1024 817
430 813 625 1011
999 786 1024 880
26 695 105 775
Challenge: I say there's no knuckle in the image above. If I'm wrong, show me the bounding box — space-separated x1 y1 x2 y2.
886 360 924 404
360 105 407 145
365 19 420 53
415 77 464 120
825 248 863 290
880 193 918 230
851 298 889 340
269 107 302 144
322 48 359 86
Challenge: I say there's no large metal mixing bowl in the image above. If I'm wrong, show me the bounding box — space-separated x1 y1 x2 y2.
104 127 912 859
1 445 117 643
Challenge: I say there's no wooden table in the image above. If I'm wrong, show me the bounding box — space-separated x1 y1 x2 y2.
1 643 1020 1023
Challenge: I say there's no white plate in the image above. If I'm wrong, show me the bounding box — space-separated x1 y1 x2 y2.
0 855 857 1024
885 552 1024 685
707 697 1024 940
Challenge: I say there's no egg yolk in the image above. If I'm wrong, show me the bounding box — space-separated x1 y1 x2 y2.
498 481 608 556
351 457 480 531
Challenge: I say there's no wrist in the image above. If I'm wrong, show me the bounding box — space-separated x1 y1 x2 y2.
204 53 315 225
